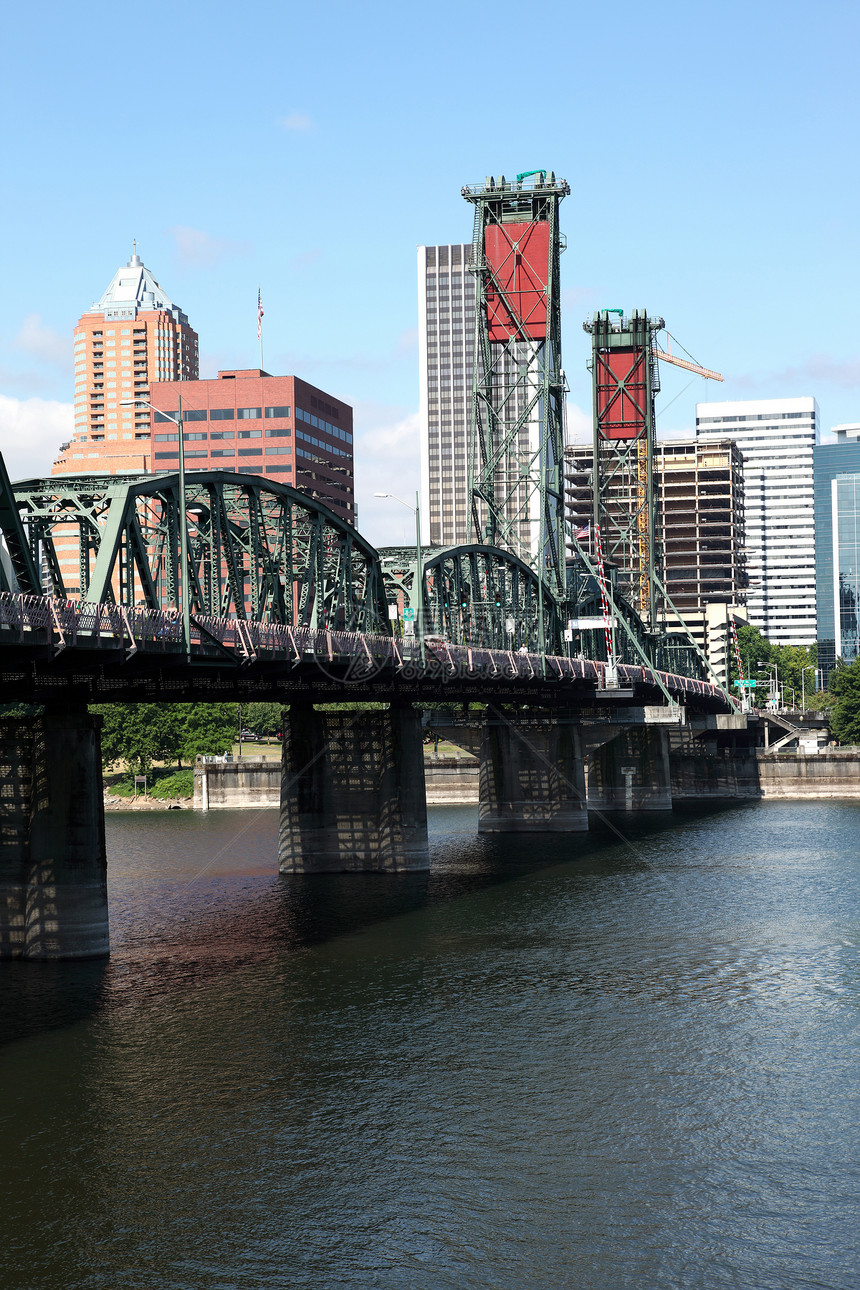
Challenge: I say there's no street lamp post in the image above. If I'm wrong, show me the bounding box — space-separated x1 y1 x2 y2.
801 664 815 711
120 394 189 657
374 491 423 663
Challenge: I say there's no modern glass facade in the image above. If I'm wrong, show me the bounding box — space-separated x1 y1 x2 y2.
815 438 860 681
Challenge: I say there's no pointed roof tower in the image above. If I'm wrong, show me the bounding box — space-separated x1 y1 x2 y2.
88 248 189 325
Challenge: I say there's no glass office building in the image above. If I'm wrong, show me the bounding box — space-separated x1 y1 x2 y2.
814 425 860 682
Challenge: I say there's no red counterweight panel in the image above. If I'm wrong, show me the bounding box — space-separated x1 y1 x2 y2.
597 348 648 440
484 221 549 342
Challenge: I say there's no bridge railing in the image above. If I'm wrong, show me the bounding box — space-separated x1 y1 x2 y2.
0 592 729 707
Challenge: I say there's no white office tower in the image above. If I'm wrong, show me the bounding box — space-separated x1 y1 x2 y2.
418 243 542 555
418 244 476 545
696 396 819 645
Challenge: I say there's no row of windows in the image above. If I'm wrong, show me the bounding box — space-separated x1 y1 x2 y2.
153 447 293 460
153 406 291 423
698 412 813 424
295 406 351 443
153 428 291 442
296 429 351 459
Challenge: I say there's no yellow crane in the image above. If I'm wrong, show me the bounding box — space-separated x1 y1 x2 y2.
635 334 723 620
653 334 723 382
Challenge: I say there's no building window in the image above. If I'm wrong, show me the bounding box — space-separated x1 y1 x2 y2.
210 431 234 440
237 407 262 419
238 429 262 439
265 446 292 455
154 433 178 442
210 449 235 458
183 432 207 441
153 411 179 423
210 409 234 420
182 409 207 422
265 428 290 438
265 406 291 418
155 452 179 460
238 447 263 456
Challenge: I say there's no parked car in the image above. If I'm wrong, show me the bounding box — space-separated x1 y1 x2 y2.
239 729 258 740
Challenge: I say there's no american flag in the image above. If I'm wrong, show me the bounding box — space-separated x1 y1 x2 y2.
574 522 590 541
257 288 264 341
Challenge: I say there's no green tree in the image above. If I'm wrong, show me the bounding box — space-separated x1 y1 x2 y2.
827 658 860 745
728 624 818 707
91 701 237 770
92 702 182 774
177 703 236 761
242 702 283 737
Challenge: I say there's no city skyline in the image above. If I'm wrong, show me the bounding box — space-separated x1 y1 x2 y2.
2 0 860 548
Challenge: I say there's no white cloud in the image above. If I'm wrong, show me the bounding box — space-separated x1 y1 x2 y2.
352 404 421 547
168 225 249 268
0 395 72 480
565 399 591 444
13 314 69 368
280 111 313 132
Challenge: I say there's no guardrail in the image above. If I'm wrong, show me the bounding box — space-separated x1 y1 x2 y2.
0 592 728 706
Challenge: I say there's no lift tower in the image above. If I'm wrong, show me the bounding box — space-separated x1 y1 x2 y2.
583 309 664 631
462 171 569 600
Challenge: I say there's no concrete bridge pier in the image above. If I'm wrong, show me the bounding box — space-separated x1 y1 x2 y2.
0 710 109 960
278 704 429 873
478 710 588 833
586 726 673 812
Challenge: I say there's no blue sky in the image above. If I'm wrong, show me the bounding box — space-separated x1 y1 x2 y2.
2 0 858 545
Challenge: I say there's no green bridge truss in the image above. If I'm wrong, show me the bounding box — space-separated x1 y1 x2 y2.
0 460 713 688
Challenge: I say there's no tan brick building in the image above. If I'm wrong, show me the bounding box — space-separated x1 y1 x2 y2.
53 250 198 476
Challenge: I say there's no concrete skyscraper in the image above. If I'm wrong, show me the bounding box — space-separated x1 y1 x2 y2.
696 396 818 646
53 250 198 476
418 244 475 545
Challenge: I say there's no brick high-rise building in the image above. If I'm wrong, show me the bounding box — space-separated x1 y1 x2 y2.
53 250 198 476
148 370 354 521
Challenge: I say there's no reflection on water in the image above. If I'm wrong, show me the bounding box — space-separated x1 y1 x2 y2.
1 801 858 1290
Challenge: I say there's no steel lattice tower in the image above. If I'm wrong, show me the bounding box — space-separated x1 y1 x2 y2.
462 171 569 599
583 309 664 631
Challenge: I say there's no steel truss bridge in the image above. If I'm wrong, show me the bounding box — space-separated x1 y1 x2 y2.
0 462 732 713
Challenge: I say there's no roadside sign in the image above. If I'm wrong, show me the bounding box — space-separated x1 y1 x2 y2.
403 607 415 622
388 604 399 621
733 679 757 688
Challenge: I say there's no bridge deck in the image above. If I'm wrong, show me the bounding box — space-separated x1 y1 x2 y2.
0 593 733 711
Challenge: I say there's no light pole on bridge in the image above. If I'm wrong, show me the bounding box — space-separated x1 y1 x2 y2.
120 394 190 658
375 491 423 665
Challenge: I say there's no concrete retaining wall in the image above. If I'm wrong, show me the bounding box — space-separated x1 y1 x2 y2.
194 758 281 809
194 748 860 809
756 751 860 798
424 757 479 805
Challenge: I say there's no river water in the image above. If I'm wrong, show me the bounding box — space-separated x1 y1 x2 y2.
1 802 858 1289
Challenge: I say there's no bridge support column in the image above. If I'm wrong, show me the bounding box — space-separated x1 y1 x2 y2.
478 712 587 833
278 704 429 873
587 727 672 811
0 711 109 960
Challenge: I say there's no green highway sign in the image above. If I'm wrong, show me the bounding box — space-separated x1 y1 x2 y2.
734 679 757 688
403 607 415 621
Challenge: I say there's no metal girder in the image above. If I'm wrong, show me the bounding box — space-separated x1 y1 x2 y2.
10 470 390 633
462 172 569 601
583 309 664 630
380 542 560 653
0 455 41 593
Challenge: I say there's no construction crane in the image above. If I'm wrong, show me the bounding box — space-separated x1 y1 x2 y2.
653 334 723 382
